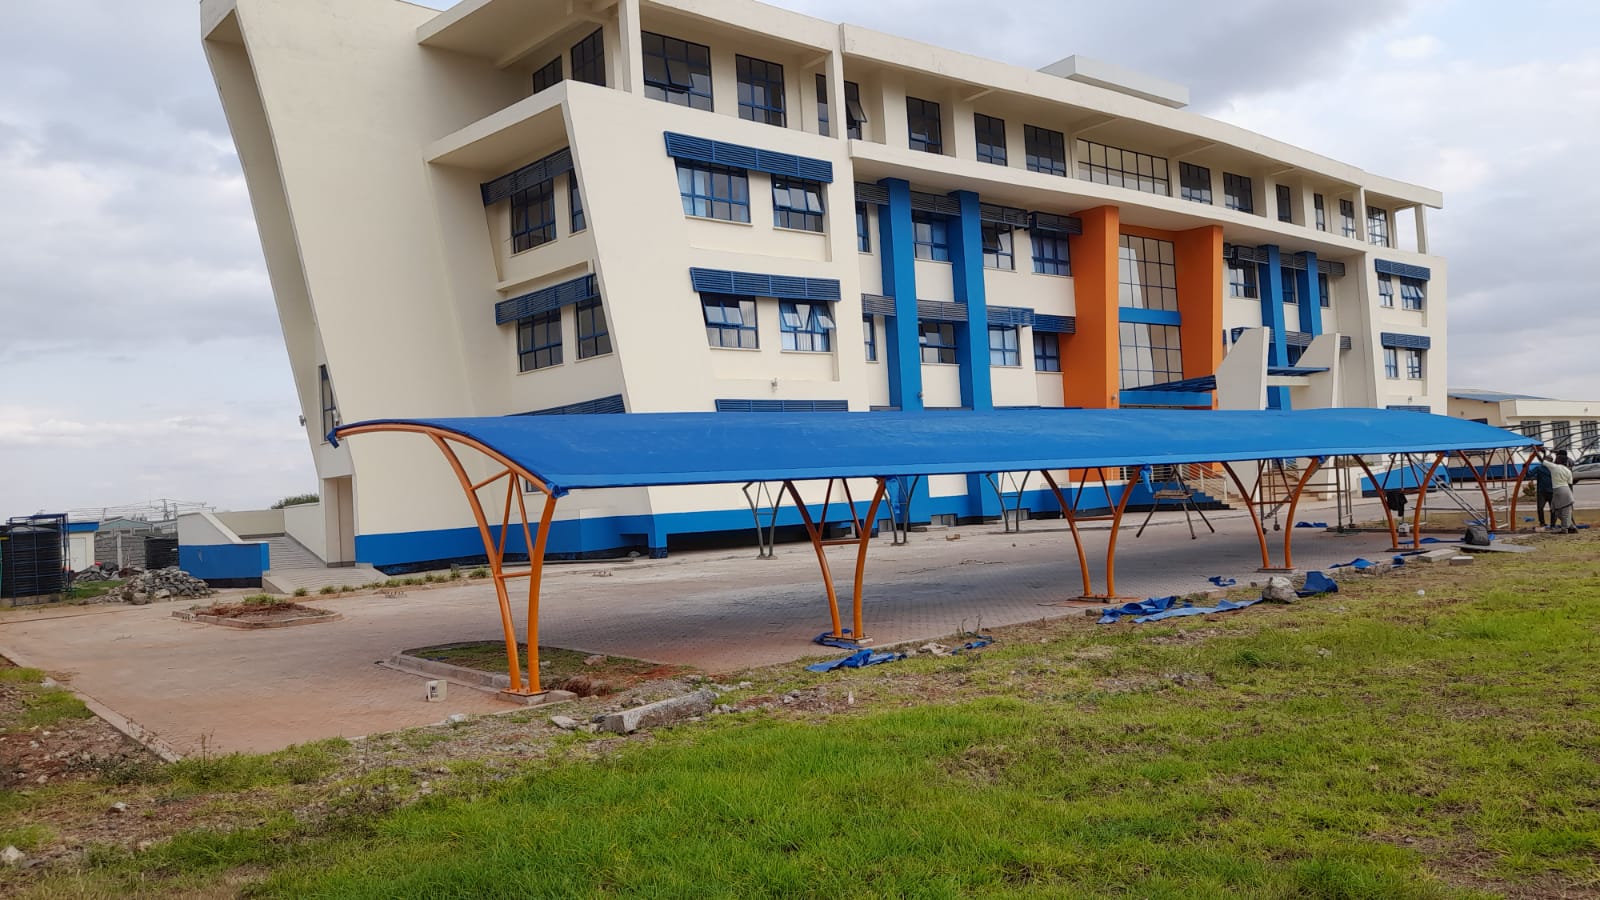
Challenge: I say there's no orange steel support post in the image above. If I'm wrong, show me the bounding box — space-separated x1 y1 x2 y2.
1508 450 1540 531
1221 461 1273 570
847 479 889 641
784 479 848 640
1411 452 1448 546
339 423 561 697
1351 456 1402 551
1099 467 1143 599
1040 470 1094 597
1458 451 1497 532
1279 457 1325 571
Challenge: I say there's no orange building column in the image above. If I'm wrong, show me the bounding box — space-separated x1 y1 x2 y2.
1064 205 1120 409
1174 224 1225 402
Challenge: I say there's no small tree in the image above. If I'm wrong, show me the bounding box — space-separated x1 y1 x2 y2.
271 493 321 509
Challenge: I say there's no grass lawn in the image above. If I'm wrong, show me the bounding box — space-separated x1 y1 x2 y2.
7 533 1600 897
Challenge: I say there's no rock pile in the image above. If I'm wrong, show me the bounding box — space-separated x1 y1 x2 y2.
116 568 214 604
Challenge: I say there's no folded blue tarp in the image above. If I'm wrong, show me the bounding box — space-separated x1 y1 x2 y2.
806 649 905 672
1099 595 1260 624
1297 570 1338 597
1208 576 1237 587
1330 557 1374 570
813 631 864 650
1295 521 1328 528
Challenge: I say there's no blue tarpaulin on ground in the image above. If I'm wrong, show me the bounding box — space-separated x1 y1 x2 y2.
1098 595 1260 624
333 409 1537 496
1209 576 1237 587
1331 557 1375 570
1297 571 1338 597
806 649 905 672
1295 521 1328 528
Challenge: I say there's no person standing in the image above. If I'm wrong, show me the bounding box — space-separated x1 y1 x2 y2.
1549 450 1577 534
1533 458 1554 528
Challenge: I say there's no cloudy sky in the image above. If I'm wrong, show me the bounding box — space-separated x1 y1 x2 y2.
1 0 1595 515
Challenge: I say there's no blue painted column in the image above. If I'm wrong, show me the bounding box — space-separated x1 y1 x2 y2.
1295 251 1323 336
946 190 1000 519
1256 244 1291 410
878 178 922 413
877 178 931 521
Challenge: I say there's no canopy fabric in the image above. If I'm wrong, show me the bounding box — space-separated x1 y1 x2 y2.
332 408 1537 497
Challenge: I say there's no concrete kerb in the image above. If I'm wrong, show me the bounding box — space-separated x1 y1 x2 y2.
382 648 579 708
1 644 183 763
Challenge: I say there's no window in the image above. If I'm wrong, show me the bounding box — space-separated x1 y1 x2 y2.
1340 199 1356 237
703 294 758 348
974 113 1007 165
1383 347 1399 379
816 74 829 136
510 179 556 252
532 57 562 94
1282 271 1298 305
1024 125 1066 176
1227 259 1257 299
642 32 712 110
1378 273 1394 307
570 28 605 87
1552 421 1574 452
1118 235 1177 311
919 321 957 364
1032 232 1070 276
736 55 785 126
844 81 866 139
1367 206 1390 247
1223 172 1253 212
318 365 339 438
1276 184 1293 222
517 310 563 371
1582 420 1599 449
1179 163 1212 204
989 325 1020 367
906 97 942 153
863 315 877 361
1400 278 1425 310
1318 272 1331 308
912 211 949 261
780 301 835 351
1314 193 1327 231
1033 333 1060 372
855 202 871 252
575 297 610 358
1077 139 1169 195
771 176 824 232
568 172 585 233
1404 348 1424 380
1519 421 1543 440
1119 322 1184 389
982 223 1013 270
677 161 750 222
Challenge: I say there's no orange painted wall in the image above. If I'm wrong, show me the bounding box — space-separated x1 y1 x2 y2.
1063 206 1120 409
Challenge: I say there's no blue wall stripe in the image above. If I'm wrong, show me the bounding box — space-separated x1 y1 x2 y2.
880 180 921 413
1032 313 1076 334
1117 307 1183 327
689 268 840 301
987 305 1034 327
917 300 968 323
1118 389 1216 408
714 399 849 412
1256 244 1291 410
1386 404 1431 412
1296 250 1323 337
518 395 625 416
1380 332 1432 350
481 148 574 206
1375 259 1431 281
495 274 597 325
664 132 833 183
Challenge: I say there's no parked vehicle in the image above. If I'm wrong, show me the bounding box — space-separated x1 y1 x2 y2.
1573 453 1600 482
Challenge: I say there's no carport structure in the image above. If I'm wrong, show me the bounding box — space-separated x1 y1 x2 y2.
334 409 1535 697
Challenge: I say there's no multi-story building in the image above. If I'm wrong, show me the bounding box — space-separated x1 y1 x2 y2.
203 0 1447 569
1449 390 1600 455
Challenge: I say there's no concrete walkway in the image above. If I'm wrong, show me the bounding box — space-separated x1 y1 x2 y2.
2 489 1587 756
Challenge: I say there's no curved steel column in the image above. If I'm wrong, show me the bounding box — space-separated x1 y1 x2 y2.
1221 461 1272 570
1280 457 1324 571
785 479 846 639
1041 470 1093 598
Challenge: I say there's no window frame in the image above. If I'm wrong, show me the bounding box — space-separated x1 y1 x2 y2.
988 324 1021 367
676 160 750 223
1400 278 1425 311
642 31 713 110
1276 184 1293 223
1313 193 1327 231
918 320 958 364
912 210 950 262
1318 272 1331 308
982 223 1014 270
1383 347 1399 379
702 294 759 349
1179 162 1212 204
906 96 943 154
517 309 564 372
1339 199 1356 238
815 73 830 136
1367 206 1390 247
1023 125 1066 176
318 364 339 440
1404 348 1424 380
532 56 562 94
779 300 835 352
1031 232 1070 276
1378 273 1395 308
510 178 556 253
855 202 871 253
1077 138 1170 195
771 176 825 232
568 171 585 233
1118 321 1184 389
974 113 1007 166
736 54 786 126
863 314 877 361
1226 259 1258 299
570 28 605 87
1033 332 1060 372
1118 234 1178 312
574 297 611 359
1282 271 1299 306
1223 172 1254 212
844 81 866 139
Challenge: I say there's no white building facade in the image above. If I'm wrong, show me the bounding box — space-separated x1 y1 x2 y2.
204 0 1447 569
1449 390 1600 456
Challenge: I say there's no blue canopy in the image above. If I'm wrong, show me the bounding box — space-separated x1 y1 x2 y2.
333 408 1535 498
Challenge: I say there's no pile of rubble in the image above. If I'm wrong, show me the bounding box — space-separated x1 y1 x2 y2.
115 568 214 604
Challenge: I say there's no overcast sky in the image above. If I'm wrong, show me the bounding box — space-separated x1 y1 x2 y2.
1 0 1595 515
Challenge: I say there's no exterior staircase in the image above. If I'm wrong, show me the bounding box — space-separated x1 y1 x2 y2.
260 535 384 595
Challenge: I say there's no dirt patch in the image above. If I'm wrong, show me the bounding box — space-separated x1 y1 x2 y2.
405 642 695 697
175 600 339 629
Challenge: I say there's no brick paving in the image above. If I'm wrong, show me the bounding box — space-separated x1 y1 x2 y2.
1 488 1588 755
